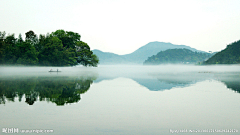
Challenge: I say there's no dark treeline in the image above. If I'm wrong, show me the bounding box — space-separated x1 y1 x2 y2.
143 48 212 65
204 40 240 64
0 30 99 66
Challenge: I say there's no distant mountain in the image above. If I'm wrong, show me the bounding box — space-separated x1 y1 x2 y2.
204 40 240 64
122 42 205 63
143 48 212 65
93 41 206 64
92 49 129 64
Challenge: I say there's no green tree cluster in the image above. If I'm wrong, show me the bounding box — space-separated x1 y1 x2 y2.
0 75 96 105
143 48 212 65
0 30 99 66
204 40 240 64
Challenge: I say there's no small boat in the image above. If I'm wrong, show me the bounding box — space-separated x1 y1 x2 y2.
49 70 61 72
49 69 61 72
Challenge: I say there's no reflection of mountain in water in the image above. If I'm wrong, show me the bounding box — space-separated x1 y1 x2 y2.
214 73 240 93
94 77 181 91
224 82 240 93
133 73 214 91
94 72 214 91
132 78 189 91
0 74 97 106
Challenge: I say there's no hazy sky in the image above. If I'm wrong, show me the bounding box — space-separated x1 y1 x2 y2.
1 0 240 54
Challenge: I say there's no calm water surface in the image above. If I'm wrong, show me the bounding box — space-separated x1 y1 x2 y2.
0 65 240 135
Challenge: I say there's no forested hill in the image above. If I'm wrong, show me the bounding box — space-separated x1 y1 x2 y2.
204 40 240 64
143 48 212 65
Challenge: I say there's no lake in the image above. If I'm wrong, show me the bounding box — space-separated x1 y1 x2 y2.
0 65 240 135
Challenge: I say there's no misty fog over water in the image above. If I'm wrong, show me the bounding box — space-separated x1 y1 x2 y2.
1 65 240 98
0 65 240 135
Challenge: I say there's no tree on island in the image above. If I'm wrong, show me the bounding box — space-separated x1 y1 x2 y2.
0 30 99 67
76 41 99 67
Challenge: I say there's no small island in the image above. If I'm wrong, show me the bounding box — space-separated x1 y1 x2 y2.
0 30 99 67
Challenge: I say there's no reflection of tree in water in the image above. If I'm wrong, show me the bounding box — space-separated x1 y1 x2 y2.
25 91 38 105
0 75 97 106
0 77 37 104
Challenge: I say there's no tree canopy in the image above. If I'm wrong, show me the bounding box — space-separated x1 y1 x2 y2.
0 30 99 67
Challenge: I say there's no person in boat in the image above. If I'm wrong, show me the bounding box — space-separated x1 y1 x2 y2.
57 69 58 72
50 69 52 71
